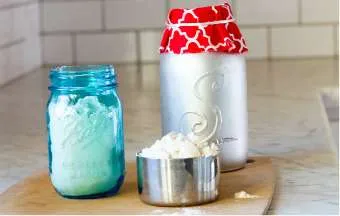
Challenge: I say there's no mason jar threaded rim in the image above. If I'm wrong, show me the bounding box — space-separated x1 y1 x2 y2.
49 64 117 90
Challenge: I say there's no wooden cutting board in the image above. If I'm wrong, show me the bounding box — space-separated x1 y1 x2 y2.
0 157 275 215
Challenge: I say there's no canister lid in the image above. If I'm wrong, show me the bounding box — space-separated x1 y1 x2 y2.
159 3 248 55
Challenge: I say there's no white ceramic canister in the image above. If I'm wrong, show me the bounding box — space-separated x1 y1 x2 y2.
159 3 248 171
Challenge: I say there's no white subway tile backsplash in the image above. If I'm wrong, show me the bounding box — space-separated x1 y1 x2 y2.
24 37 41 72
12 6 26 41
0 0 23 8
105 0 166 29
8 43 25 81
242 28 268 59
0 10 13 46
3 38 40 82
25 3 40 37
271 26 334 57
169 0 227 8
42 1 101 32
0 0 33 8
76 33 137 64
302 0 339 23
43 35 71 65
1 0 338 74
0 2 39 47
8 3 39 44
140 31 162 62
0 0 12 8
236 0 299 25
0 48 9 85
0 1 40 86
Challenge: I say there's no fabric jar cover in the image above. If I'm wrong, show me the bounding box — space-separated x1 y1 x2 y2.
159 3 248 55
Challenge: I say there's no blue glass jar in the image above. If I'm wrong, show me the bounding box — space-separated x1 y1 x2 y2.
46 65 125 199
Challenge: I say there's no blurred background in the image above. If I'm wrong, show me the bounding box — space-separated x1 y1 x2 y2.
0 0 338 86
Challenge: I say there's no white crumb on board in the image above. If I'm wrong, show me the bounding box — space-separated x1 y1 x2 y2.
234 190 260 199
151 207 206 215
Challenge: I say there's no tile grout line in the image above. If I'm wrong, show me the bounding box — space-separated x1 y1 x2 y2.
39 1 45 65
0 38 26 50
39 23 339 37
41 0 100 2
165 0 170 12
135 30 142 64
41 56 338 67
40 35 45 66
240 22 339 28
267 26 272 60
298 0 303 25
41 27 164 36
0 0 37 11
71 33 77 65
333 24 338 56
100 0 106 31
231 0 237 18
40 0 98 1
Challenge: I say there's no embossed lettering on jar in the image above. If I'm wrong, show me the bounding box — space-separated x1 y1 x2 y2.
46 65 125 199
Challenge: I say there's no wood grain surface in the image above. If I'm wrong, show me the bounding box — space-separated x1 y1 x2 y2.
0 157 275 215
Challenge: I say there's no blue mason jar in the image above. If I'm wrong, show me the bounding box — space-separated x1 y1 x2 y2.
46 65 125 199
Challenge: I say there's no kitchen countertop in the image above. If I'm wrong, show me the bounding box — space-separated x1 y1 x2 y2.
0 59 338 214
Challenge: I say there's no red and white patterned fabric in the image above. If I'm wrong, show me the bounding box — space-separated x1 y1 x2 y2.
159 3 248 54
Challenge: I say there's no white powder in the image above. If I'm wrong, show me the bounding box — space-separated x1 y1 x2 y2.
140 132 219 159
151 208 206 215
48 96 119 196
234 190 260 199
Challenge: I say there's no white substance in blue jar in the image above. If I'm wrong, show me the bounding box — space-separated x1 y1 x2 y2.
48 96 116 196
